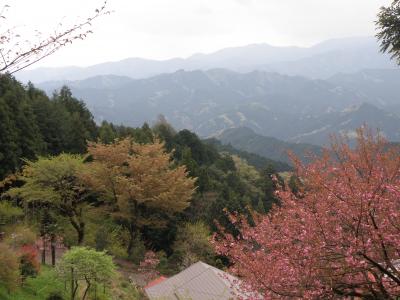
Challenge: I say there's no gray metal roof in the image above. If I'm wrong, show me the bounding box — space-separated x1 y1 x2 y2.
145 261 247 300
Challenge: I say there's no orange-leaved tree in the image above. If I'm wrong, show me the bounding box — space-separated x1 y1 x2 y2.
214 129 400 299
82 138 196 256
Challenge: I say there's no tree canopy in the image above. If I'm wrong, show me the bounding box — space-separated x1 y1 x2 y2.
82 138 196 256
0 76 98 179
377 0 400 63
7 154 89 245
214 129 400 299
56 247 116 300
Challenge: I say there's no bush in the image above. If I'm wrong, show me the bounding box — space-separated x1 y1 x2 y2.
0 243 20 292
56 247 116 300
128 235 146 264
84 220 129 258
4 225 37 247
0 201 23 227
170 222 215 270
46 291 64 300
95 226 109 250
19 244 40 280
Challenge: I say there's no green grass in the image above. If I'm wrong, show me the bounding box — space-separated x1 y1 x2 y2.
0 266 143 300
0 266 66 300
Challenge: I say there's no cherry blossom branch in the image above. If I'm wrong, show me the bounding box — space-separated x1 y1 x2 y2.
0 1 111 74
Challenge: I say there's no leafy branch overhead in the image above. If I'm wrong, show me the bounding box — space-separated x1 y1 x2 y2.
0 1 111 74
376 0 400 63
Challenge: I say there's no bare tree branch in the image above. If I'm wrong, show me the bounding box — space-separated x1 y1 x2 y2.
0 1 111 74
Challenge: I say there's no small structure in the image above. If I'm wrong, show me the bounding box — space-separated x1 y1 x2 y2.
145 276 168 289
144 261 250 300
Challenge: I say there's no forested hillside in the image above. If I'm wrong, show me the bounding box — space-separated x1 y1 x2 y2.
216 127 324 164
2 0 400 298
0 76 97 178
0 74 296 298
37 68 400 145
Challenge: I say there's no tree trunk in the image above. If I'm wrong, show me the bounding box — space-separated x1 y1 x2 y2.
127 228 135 257
70 217 85 245
83 277 91 300
77 224 84 245
41 236 46 265
51 234 56 266
71 267 75 300
73 281 79 300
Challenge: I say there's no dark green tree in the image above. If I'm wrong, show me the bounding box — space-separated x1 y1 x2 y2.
0 76 43 178
152 114 176 150
52 86 98 153
98 121 117 144
258 165 284 211
377 0 400 63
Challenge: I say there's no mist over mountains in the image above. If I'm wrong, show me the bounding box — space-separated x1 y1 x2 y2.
18 36 396 83
23 36 400 153
37 67 400 145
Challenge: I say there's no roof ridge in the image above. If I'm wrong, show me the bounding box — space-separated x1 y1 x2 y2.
210 266 240 290
172 262 213 290
174 262 239 295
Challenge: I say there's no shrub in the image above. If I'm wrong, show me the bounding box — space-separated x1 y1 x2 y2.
128 235 146 264
0 243 20 292
19 244 40 280
4 225 36 247
46 291 64 300
171 222 215 270
56 247 116 300
0 201 23 227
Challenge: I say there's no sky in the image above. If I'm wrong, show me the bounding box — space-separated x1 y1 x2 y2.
4 0 392 67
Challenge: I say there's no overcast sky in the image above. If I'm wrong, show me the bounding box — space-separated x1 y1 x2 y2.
5 0 392 67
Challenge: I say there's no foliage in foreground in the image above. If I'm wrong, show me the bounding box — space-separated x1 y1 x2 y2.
0 243 20 293
215 129 400 299
0 266 65 300
7 154 88 245
0 264 141 300
377 0 400 63
56 247 116 300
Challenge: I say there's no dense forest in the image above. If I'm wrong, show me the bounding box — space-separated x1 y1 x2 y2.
1 0 400 299
0 74 292 299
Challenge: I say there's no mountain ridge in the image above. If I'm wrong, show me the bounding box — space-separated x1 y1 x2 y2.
18 36 397 83
36 68 400 146
216 127 324 165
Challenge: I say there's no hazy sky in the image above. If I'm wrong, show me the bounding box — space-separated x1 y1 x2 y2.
5 0 392 67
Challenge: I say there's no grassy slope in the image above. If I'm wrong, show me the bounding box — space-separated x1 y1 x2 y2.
0 266 66 300
0 266 142 300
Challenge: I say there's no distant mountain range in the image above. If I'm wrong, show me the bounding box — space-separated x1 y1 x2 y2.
204 138 293 171
216 127 324 165
18 37 397 83
21 36 400 149
36 67 400 146
328 69 400 115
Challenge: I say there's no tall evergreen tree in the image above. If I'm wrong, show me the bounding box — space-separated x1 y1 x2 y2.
0 76 43 178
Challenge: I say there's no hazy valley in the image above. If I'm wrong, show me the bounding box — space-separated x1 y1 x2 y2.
2 2 400 298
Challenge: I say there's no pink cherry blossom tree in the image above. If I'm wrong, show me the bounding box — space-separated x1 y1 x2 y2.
214 128 400 299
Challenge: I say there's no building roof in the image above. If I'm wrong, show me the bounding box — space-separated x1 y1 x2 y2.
144 261 248 300
145 276 168 289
